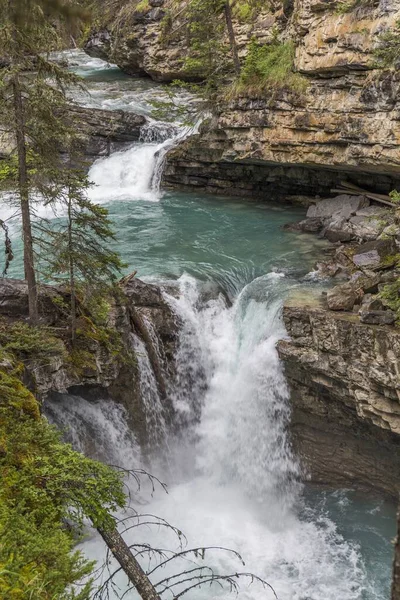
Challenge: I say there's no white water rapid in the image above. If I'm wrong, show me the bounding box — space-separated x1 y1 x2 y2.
89 114 202 204
50 274 376 600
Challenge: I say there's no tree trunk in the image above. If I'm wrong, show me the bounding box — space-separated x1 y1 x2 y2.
224 1 240 76
97 526 161 600
67 194 76 345
12 73 38 324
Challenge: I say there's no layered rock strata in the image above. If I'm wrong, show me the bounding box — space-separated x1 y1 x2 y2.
0 105 146 161
278 193 400 498
278 291 400 498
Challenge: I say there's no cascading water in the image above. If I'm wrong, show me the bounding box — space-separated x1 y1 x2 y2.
88 118 201 203
74 273 383 600
130 331 170 450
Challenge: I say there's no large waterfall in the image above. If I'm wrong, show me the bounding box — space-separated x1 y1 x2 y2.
48 274 375 600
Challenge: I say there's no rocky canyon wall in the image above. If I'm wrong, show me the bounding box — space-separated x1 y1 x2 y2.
165 0 400 198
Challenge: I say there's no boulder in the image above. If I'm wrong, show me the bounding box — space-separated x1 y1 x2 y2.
359 309 396 325
324 216 354 243
349 271 381 294
360 295 384 311
83 29 112 61
327 282 362 311
352 239 398 270
307 195 369 220
0 278 66 324
346 215 386 241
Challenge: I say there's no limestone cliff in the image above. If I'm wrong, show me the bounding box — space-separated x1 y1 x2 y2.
163 0 400 198
84 0 400 197
277 289 400 498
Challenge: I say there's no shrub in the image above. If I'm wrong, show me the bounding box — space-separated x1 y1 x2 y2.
231 38 307 97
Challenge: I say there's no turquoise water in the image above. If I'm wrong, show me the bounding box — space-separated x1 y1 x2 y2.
3 192 326 291
106 192 327 293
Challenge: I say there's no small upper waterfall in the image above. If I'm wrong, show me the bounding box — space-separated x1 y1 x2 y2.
88 119 200 204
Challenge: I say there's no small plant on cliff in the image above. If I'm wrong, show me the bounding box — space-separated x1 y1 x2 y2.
229 38 307 97
375 20 400 67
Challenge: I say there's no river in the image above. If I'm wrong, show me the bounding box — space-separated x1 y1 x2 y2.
1 49 396 600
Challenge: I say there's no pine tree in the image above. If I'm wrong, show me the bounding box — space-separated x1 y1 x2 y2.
0 0 87 323
39 167 125 343
185 0 240 82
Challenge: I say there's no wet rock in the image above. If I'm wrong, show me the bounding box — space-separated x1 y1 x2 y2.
83 29 111 61
68 106 146 157
326 281 362 311
278 291 400 498
287 217 325 233
352 239 398 269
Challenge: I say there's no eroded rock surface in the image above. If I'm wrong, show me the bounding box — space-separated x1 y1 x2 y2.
277 290 400 497
0 275 178 447
161 1 400 197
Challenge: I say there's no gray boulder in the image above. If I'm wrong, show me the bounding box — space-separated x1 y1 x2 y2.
359 309 396 325
352 239 397 269
83 29 112 61
327 282 362 311
307 195 369 220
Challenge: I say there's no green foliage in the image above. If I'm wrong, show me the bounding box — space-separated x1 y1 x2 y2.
390 190 400 204
185 0 227 81
375 20 400 67
0 349 125 599
334 0 369 14
0 319 66 363
159 11 173 45
379 278 400 324
334 1 356 14
232 38 307 97
135 0 150 12
233 0 265 22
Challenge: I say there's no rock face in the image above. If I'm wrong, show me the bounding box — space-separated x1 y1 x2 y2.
161 0 400 198
68 105 146 157
0 105 147 160
0 275 178 448
277 290 400 498
83 1 400 198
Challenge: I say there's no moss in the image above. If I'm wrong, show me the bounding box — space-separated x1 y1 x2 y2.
379 278 400 324
135 0 150 13
0 369 40 420
0 329 126 599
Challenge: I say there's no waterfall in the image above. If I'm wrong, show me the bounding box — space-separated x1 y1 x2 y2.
88 119 200 204
67 272 369 600
130 332 170 451
45 394 141 469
